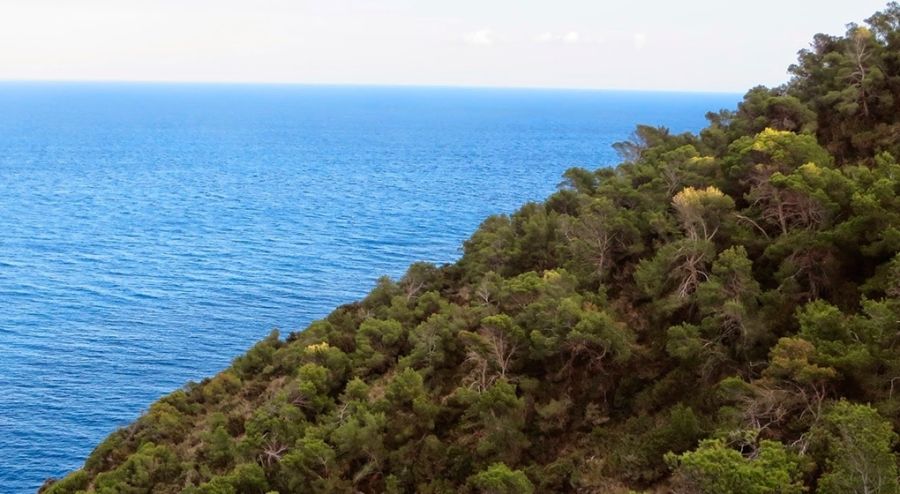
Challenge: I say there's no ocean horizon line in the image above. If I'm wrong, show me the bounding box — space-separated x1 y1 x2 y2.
0 79 744 96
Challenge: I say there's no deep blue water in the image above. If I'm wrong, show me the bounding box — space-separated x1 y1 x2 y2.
0 83 738 492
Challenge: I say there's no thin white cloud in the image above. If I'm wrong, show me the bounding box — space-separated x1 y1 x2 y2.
535 31 581 44
633 32 647 50
562 31 580 44
462 29 495 46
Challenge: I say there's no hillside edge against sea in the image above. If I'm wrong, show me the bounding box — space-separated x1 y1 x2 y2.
43 4 900 493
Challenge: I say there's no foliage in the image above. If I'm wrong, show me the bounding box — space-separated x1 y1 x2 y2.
666 439 804 494
468 463 534 494
811 401 899 494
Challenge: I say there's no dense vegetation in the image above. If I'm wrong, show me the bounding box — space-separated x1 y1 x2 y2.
43 4 900 493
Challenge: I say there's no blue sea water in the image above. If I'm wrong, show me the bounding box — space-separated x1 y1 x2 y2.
0 83 738 492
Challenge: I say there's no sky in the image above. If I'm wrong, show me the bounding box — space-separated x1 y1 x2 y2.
0 0 890 92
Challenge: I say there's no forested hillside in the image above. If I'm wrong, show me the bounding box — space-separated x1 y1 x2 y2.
43 4 900 493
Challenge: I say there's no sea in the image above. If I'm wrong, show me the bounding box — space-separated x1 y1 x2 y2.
0 83 738 492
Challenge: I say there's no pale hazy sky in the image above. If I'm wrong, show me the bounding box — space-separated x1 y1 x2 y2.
0 0 890 92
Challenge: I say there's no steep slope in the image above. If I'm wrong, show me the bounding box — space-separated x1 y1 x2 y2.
43 4 900 493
